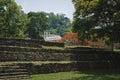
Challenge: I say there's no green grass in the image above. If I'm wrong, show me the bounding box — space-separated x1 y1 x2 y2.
114 49 120 53
22 71 120 80
42 46 65 50
0 61 71 65
66 45 91 48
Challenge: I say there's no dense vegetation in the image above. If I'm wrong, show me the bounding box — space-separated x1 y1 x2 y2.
0 0 71 39
25 12 49 39
72 0 120 48
47 13 71 36
0 0 28 37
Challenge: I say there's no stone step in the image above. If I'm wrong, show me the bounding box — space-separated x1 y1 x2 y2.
0 42 42 48
70 54 117 61
0 65 31 80
41 48 113 54
0 38 42 48
0 69 27 73
0 46 42 52
0 37 42 44
0 51 36 54
0 50 119 61
0 72 28 76
69 50 113 54
19 61 119 74
0 74 30 80
0 65 20 69
75 61 120 70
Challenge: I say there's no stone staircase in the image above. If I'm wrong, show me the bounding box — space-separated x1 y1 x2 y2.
0 38 43 61
0 64 31 80
0 37 120 75
0 38 42 79
0 38 42 48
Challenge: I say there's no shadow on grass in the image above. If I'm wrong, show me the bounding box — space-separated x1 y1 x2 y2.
79 69 120 75
68 70 120 80
68 75 120 80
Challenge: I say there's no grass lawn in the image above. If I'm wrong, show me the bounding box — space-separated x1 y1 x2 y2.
42 46 65 50
22 71 120 80
114 49 120 53
0 61 71 66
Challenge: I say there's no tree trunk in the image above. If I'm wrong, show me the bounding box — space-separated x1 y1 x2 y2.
111 42 114 51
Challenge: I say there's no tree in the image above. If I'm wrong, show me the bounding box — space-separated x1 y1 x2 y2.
0 0 27 37
26 12 49 39
72 0 98 40
93 0 120 50
47 13 71 36
72 0 120 50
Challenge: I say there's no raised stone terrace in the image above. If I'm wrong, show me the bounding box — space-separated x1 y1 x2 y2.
0 38 120 79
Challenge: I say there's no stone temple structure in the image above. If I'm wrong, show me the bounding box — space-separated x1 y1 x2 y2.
43 31 61 42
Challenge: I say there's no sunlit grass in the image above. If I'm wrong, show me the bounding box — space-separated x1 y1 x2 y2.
42 46 65 50
22 71 120 80
114 49 120 52
0 61 71 65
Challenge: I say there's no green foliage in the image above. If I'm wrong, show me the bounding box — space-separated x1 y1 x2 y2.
47 13 71 36
93 0 120 42
0 0 71 38
0 0 28 38
26 12 49 39
72 0 98 41
72 0 120 43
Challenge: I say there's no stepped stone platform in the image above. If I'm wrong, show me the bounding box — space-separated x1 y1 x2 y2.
0 37 120 77
0 64 30 80
0 38 42 48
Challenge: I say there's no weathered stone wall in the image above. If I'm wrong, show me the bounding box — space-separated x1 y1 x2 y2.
0 37 64 47
0 38 65 61
0 48 120 62
0 38 120 73
0 51 70 61
17 62 120 74
0 38 42 48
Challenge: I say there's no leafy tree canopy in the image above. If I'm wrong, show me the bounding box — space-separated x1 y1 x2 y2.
26 12 49 39
47 13 71 36
72 0 120 43
0 0 71 39
0 0 28 38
